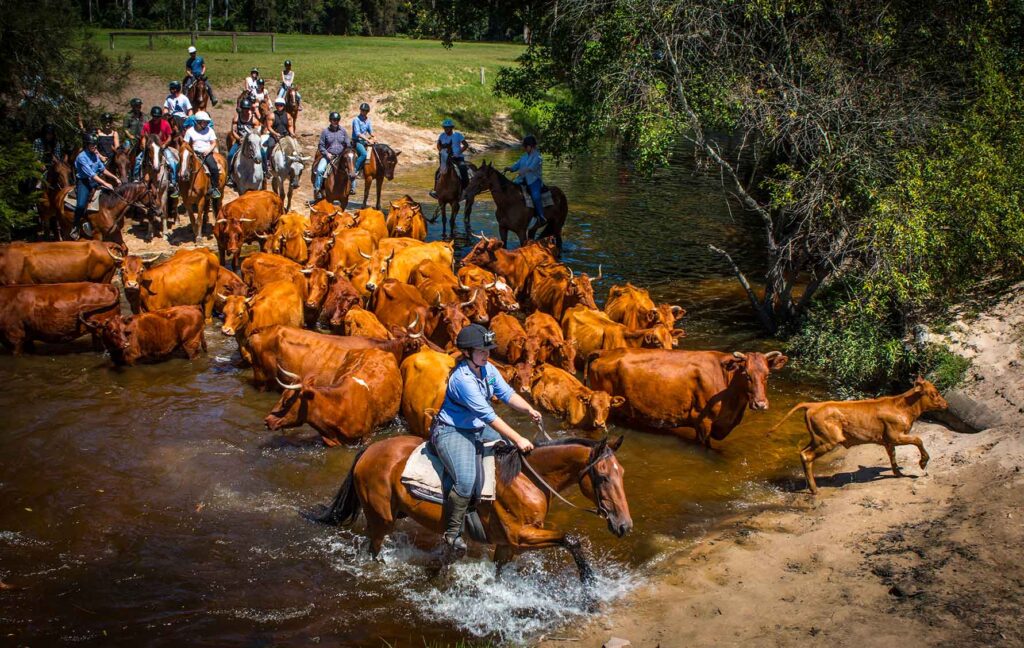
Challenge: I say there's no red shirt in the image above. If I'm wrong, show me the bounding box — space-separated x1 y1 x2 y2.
141 118 172 145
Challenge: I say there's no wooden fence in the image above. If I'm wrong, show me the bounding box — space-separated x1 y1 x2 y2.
108 31 277 53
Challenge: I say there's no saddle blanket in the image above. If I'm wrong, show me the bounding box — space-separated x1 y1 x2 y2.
521 185 555 209
63 191 101 213
400 441 498 504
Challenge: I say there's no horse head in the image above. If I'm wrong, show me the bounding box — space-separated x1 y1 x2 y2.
577 436 632 537
377 144 400 180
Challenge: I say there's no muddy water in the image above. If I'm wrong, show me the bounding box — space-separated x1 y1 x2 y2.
0 148 829 646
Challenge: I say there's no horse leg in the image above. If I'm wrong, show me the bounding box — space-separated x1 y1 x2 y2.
364 509 394 561
362 174 370 208
499 225 510 248
493 544 516 579
507 525 595 583
375 177 383 211
451 201 460 236
440 204 448 238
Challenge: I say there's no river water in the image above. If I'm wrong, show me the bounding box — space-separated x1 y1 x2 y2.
0 148 829 645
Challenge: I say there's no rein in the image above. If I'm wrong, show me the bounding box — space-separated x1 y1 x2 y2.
517 439 612 519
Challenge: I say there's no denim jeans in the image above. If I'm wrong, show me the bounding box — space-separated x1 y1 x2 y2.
313 157 330 190
354 141 368 173
73 179 92 227
431 422 501 498
527 178 545 222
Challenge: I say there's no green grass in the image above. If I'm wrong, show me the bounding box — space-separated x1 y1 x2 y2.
96 31 527 133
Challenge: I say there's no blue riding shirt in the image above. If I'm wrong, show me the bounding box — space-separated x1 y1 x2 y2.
186 55 205 77
74 150 106 187
351 115 373 142
436 361 515 431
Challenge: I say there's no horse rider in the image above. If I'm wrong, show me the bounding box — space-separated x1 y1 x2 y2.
277 59 302 111
228 98 260 178
432 324 540 557
123 98 145 151
183 111 222 199
264 97 295 170
134 106 179 197
163 80 194 131
95 113 119 161
71 133 120 241
252 79 268 107
351 102 375 194
32 123 63 169
183 45 218 106
504 135 546 227
310 111 350 204
430 118 469 198
244 68 260 100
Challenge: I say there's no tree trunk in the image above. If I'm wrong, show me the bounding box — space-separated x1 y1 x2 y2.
208 0 212 30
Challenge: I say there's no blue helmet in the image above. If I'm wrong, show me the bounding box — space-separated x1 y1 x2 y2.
441 118 454 128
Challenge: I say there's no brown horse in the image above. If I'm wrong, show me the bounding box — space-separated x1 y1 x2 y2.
179 141 227 241
106 147 133 184
186 76 209 113
139 133 177 240
465 161 568 252
284 85 300 127
432 157 463 239
314 147 358 209
315 435 632 581
38 154 73 239
58 182 158 248
360 143 400 210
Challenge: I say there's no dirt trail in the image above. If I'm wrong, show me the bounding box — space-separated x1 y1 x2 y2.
545 285 1024 648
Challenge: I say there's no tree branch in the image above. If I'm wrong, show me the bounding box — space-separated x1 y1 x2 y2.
708 244 776 333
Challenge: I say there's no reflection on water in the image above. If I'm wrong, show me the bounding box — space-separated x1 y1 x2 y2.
0 147 828 645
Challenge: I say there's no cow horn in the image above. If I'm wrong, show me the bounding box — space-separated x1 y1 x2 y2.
275 375 302 390
596 264 603 281
358 249 372 260
303 235 313 242
239 218 256 223
325 271 335 278
460 289 479 308
407 330 422 339
567 266 574 279
244 296 255 305
765 350 782 359
386 249 396 262
407 313 420 331
216 292 227 300
434 293 442 308
732 351 747 360
300 268 313 275
106 247 124 262
459 281 471 291
216 218 228 224
483 281 495 289
277 366 301 380
254 232 268 239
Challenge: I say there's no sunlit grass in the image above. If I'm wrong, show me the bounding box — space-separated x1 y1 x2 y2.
97 31 527 132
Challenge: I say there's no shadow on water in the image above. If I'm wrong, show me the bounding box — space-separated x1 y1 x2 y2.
0 145 832 645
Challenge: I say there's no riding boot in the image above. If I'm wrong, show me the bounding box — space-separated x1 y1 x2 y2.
207 81 218 106
442 492 471 556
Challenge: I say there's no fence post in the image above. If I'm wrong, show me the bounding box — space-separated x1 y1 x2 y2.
480 67 485 85
271 33 276 53
231 33 237 53
109 33 114 50
148 34 154 50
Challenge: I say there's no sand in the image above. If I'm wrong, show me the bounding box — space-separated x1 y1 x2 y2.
543 284 1024 648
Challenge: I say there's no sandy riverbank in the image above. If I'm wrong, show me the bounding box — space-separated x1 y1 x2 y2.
543 285 1024 648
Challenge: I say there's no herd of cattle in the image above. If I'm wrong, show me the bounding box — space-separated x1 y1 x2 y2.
0 187 952 491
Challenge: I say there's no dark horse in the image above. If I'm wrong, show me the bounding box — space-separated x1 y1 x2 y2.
315 435 631 581
38 154 73 240
58 182 159 249
432 155 464 239
186 75 210 113
360 143 400 210
464 161 568 252
311 147 358 209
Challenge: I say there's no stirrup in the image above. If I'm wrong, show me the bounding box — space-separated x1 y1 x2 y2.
444 533 467 555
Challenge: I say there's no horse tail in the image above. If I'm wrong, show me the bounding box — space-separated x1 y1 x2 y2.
313 446 368 526
767 403 812 436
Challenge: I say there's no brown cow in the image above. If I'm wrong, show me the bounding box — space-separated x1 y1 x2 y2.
364 241 454 292
266 212 311 264
314 273 362 331
525 311 577 372
561 305 667 365
221 280 305 345
529 364 625 431
587 348 788 447
605 283 686 348
399 347 456 437
89 305 206 365
239 252 333 321
770 377 948 494
328 228 376 271
386 196 428 240
525 263 599 321
409 260 485 324
0 241 124 285
489 357 535 394
266 347 402 446
121 249 220 321
460 235 557 294
306 201 343 237
0 283 120 354
342 306 393 340
215 190 284 268
348 208 389 243
213 267 247 315
371 279 430 337
490 312 540 367
458 264 520 319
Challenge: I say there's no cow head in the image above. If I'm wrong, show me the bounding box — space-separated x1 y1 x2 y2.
483 276 519 314
340 262 372 298
363 248 396 293
577 390 626 431
301 267 333 311
307 207 337 238
215 218 246 265
265 367 310 430
570 265 601 310
554 337 578 372
431 295 471 346
120 255 147 291
220 295 251 337
911 375 948 412
722 351 789 411
506 334 541 368
461 236 503 268
88 315 132 358
305 236 334 269
454 286 489 324
495 359 534 394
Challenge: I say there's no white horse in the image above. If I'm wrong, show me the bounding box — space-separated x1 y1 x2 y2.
231 131 265 195
268 135 309 211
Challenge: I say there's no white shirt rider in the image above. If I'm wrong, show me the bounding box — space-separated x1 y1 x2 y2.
185 124 218 155
165 93 193 118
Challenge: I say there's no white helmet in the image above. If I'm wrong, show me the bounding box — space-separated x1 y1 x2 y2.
187 46 197 53
274 97 286 105
194 111 211 122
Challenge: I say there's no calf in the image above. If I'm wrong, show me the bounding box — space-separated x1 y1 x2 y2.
771 377 949 494
91 305 206 366
529 364 624 431
525 311 576 372
490 312 540 367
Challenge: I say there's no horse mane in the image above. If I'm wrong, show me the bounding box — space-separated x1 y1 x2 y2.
374 143 395 158
494 437 600 486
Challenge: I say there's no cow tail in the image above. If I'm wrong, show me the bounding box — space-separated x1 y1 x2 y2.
583 350 602 387
313 446 368 526
768 403 810 436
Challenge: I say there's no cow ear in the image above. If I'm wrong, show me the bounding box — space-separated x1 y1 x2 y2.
766 352 788 371
722 356 744 372
671 328 686 338
394 151 401 157
576 392 591 403
611 396 626 408
609 435 624 450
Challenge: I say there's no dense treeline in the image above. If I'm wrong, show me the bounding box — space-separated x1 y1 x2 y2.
76 0 536 41
493 0 1024 391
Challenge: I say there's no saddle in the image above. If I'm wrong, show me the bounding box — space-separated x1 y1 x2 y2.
521 184 555 209
63 189 102 213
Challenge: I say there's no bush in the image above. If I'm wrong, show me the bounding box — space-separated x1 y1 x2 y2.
0 142 43 241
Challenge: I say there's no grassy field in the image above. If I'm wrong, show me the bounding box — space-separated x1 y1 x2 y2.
97 31 529 133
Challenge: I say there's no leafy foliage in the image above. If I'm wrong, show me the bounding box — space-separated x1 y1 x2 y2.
0 143 42 241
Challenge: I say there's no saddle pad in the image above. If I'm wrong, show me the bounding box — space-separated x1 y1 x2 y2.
401 441 497 504
63 191 101 213
520 185 555 209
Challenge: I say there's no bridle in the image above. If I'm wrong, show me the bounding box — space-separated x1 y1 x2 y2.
517 438 615 520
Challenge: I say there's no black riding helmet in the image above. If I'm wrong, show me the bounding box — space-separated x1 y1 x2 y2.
169 80 181 91
150 106 163 118
329 111 341 122
101 112 114 123
359 102 370 112
257 78 266 86
130 97 143 107
83 133 98 147
240 98 253 109
522 135 538 147
456 324 498 351
251 67 259 74
283 59 292 66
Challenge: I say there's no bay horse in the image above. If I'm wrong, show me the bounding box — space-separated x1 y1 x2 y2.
140 133 177 241
432 156 463 239
464 161 568 252
315 435 631 582
186 75 210 113
57 182 158 248
179 141 227 241
37 154 73 239
284 85 300 127
313 147 358 209
106 147 133 184
360 143 400 210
